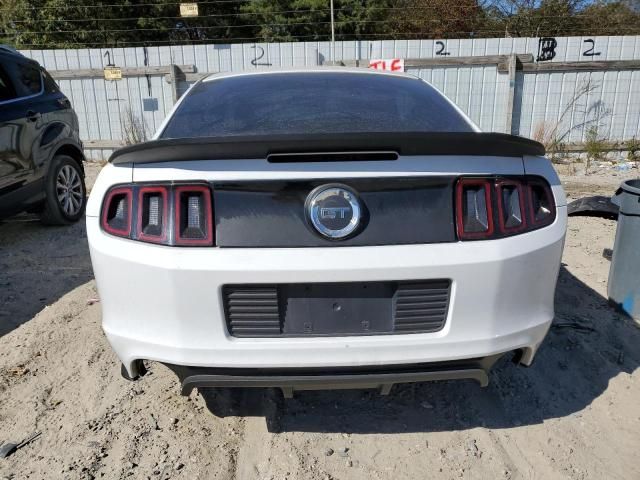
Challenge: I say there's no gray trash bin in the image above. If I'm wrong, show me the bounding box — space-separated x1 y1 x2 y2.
608 179 640 321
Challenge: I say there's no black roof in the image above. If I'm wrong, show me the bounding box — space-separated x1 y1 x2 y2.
0 45 24 57
0 46 40 68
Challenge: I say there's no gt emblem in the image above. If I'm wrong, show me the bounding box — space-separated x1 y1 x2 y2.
306 185 362 239
320 207 351 220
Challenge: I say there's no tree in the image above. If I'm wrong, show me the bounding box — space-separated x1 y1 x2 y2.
578 0 640 36
386 0 487 39
334 0 394 39
3 0 252 49
485 0 584 37
0 0 19 44
2 0 640 48
241 0 392 42
484 0 640 37
240 0 326 42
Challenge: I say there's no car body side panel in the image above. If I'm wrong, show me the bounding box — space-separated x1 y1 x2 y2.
0 97 37 192
85 162 135 218
0 118 82 218
524 154 567 207
0 55 83 218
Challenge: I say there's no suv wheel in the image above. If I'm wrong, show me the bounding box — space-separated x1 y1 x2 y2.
40 155 87 225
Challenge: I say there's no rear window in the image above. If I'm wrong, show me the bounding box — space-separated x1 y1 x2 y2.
12 62 42 96
0 64 17 102
161 72 474 138
42 69 60 94
0 58 42 100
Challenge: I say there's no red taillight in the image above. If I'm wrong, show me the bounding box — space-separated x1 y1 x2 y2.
101 183 214 246
456 178 494 240
174 185 214 246
101 186 132 237
136 186 169 244
527 179 555 228
455 176 555 241
496 179 527 234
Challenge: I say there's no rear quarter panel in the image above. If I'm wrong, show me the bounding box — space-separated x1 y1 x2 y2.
523 154 566 207
86 162 133 217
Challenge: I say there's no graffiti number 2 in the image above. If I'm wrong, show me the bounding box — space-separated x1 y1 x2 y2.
435 41 450 56
583 39 601 57
251 45 272 66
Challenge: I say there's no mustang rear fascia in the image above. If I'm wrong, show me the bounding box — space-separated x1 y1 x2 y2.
86 133 566 396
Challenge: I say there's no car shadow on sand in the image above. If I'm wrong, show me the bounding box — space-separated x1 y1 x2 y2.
200 265 639 433
0 214 93 337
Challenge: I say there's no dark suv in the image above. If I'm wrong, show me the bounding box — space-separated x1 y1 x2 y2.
0 46 86 224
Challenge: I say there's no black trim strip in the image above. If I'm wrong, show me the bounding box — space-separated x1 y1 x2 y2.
268 151 398 163
172 354 507 396
180 368 489 396
213 177 456 247
109 132 545 165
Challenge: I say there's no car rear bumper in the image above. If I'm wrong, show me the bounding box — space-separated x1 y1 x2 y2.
87 208 566 378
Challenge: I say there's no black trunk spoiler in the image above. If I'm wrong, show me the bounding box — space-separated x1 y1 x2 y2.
109 132 545 165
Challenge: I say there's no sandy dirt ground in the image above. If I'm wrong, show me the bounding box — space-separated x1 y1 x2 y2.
0 163 638 480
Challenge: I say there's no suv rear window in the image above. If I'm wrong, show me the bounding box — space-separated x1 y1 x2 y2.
42 70 60 94
14 62 42 96
161 72 474 138
0 58 42 100
0 65 17 101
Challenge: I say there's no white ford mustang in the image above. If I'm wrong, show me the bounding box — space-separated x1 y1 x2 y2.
87 68 566 398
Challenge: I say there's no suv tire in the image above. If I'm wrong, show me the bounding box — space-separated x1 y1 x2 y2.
40 154 87 225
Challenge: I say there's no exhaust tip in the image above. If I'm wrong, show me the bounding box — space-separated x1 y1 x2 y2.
121 360 147 381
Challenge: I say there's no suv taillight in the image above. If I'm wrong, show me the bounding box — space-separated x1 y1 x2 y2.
456 176 555 241
100 183 214 246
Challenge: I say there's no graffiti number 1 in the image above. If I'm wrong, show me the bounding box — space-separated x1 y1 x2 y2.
103 51 115 67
